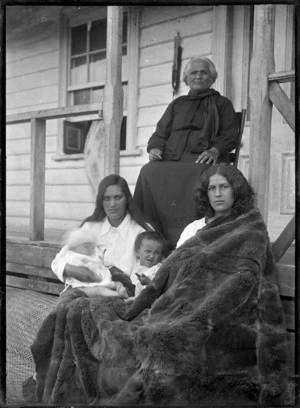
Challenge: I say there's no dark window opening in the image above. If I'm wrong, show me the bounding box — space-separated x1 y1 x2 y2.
120 116 127 151
63 121 91 154
63 117 127 155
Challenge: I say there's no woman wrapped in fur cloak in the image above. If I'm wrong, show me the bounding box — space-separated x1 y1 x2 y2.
30 164 293 406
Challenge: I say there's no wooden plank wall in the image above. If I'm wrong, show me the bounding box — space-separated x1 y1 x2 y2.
121 5 214 186
6 5 295 244
6 7 96 236
6 5 216 239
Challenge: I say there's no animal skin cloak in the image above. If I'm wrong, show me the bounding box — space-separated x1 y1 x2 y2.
29 209 292 406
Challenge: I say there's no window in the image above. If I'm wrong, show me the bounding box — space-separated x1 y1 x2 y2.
56 7 136 159
62 117 127 155
63 121 89 154
53 6 141 160
68 14 128 107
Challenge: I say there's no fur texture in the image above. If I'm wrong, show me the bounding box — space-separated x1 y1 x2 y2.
28 210 292 405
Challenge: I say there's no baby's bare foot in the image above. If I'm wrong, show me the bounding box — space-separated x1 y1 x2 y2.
118 287 129 299
124 296 135 304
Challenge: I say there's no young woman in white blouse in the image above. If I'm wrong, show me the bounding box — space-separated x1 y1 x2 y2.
52 174 152 297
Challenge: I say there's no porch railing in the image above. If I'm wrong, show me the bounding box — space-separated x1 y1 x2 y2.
6 104 102 241
6 6 124 242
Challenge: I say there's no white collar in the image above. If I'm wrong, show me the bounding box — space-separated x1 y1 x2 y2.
102 212 131 239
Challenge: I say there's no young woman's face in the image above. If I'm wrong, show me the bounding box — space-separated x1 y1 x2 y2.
137 238 163 268
103 184 127 227
186 60 215 92
207 174 234 218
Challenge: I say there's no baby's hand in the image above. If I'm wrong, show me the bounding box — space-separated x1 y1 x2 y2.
136 273 151 286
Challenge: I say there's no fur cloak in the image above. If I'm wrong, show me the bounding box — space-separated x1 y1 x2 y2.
28 209 292 406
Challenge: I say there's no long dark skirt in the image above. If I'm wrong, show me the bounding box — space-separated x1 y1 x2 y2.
133 158 210 249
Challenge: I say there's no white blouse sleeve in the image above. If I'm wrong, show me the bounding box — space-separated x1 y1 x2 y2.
51 246 68 283
176 218 206 248
51 222 93 282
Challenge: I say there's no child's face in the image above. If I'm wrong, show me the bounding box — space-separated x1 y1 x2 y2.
70 242 96 256
137 238 163 268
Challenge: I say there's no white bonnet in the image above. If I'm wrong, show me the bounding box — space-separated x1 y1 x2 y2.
63 228 98 249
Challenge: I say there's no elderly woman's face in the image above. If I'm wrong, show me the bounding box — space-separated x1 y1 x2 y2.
186 61 215 92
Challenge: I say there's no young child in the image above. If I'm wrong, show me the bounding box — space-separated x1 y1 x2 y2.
62 228 129 298
128 231 165 299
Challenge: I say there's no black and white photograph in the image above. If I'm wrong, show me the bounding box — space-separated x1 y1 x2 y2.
3 2 297 406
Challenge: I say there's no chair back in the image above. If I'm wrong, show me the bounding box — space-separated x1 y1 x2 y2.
229 109 247 167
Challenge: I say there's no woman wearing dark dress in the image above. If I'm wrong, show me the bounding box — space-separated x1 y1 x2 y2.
133 56 240 248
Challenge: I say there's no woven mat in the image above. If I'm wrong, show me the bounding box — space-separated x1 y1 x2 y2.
6 287 58 404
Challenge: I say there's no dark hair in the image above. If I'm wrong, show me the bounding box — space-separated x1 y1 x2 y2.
194 163 255 218
134 231 166 256
81 174 150 230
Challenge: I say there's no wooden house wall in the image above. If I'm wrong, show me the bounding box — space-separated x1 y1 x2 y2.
229 5 295 241
6 5 294 242
120 5 214 184
6 8 95 239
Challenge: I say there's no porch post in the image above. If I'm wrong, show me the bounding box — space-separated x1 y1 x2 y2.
30 118 46 241
103 6 124 176
248 5 275 222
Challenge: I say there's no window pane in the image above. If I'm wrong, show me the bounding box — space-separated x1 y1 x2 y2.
89 52 106 82
120 116 127 151
63 122 85 154
73 89 91 105
63 121 91 154
90 19 107 51
71 24 87 56
70 56 88 85
91 87 104 103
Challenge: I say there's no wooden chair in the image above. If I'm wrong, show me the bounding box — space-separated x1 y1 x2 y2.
229 109 247 167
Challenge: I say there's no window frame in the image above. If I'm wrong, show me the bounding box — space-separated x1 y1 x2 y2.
54 6 141 161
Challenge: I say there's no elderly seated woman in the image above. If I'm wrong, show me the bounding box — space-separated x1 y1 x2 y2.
133 56 239 249
27 164 292 407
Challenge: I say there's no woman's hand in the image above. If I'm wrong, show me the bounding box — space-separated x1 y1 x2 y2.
63 264 102 282
149 148 163 161
196 147 219 164
109 266 136 297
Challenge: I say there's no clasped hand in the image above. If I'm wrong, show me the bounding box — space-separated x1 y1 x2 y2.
149 148 163 161
195 147 219 164
150 147 219 164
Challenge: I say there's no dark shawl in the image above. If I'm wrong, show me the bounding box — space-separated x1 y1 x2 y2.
147 89 239 161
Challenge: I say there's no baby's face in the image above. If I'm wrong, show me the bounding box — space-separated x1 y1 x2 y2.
137 238 163 268
71 242 96 256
